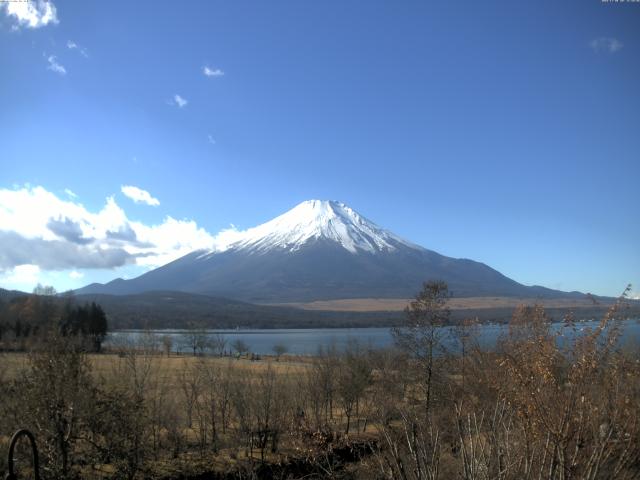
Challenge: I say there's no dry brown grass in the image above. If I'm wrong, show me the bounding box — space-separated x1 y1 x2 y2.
268 296 619 312
1 351 311 385
2 290 637 479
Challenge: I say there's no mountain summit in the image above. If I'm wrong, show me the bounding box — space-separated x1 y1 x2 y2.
204 199 416 255
76 200 579 302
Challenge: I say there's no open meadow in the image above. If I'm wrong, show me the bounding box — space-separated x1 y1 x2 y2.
1 285 640 479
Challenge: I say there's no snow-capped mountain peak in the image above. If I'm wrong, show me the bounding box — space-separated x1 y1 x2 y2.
75 199 572 302
208 200 419 255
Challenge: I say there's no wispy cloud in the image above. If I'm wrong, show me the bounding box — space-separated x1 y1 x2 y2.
203 66 225 77
0 0 58 29
67 40 89 58
121 185 160 206
64 188 77 198
590 37 623 54
169 94 188 108
46 55 66 75
207 134 216 145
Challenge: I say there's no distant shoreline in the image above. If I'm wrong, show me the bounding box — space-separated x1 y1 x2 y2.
265 296 627 312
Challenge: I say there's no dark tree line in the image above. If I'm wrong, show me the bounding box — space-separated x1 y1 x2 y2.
0 286 108 352
60 301 108 351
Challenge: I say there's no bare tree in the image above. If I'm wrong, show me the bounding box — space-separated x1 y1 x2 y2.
336 341 372 434
392 280 450 419
272 343 288 360
185 327 209 356
145 361 171 458
86 386 148 480
179 364 201 429
161 335 173 357
230 365 291 462
450 316 480 394
137 330 160 355
211 333 227 356
22 334 94 479
32 283 57 296
375 404 441 480
196 360 222 452
232 338 250 358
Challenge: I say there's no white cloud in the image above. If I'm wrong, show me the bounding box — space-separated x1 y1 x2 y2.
590 37 623 54
0 264 41 286
121 185 160 206
67 40 89 58
131 217 218 268
169 94 188 108
203 66 224 77
1 0 58 29
46 55 66 75
64 188 77 198
207 134 216 145
69 270 84 279
210 225 245 251
0 185 219 274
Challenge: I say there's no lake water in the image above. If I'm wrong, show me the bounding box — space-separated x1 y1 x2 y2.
107 319 640 356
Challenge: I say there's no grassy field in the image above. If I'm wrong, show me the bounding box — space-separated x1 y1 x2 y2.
2 294 639 479
0 349 360 478
269 295 621 312
1 351 313 383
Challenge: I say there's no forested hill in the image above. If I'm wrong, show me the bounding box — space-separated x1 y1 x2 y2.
0 288 108 351
2 288 637 331
0 288 27 302
75 290 638 330
74 290 402 329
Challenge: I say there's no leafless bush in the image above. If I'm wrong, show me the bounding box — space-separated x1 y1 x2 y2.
375 407 441 480
336 341 372 434
461 287 640 480
230 365 292 462
19 334 95 479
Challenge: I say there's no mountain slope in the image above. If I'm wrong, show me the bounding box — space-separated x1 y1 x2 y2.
76 200 583 302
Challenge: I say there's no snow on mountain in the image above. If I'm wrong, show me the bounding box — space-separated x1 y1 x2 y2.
202 200 420 256
75 199 584 302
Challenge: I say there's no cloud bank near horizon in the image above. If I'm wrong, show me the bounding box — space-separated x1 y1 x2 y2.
0 185 226 290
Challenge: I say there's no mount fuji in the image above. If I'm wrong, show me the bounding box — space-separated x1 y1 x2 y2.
76 200 579 303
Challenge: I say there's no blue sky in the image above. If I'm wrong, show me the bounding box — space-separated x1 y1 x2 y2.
0 0 638 297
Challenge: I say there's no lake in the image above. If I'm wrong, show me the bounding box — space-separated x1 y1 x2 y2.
107 319 640 356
